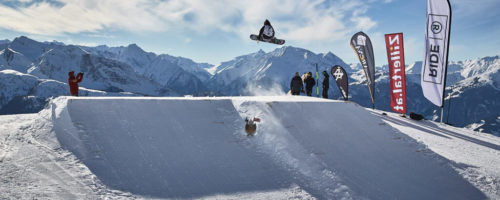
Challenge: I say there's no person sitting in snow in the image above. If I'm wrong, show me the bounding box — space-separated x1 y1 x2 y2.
68 71 84 96
258 19 275 41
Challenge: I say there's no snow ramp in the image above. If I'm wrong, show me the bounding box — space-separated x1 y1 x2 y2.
49 96 485 199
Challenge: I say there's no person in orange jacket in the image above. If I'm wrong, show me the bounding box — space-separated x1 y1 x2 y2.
68 71 83 96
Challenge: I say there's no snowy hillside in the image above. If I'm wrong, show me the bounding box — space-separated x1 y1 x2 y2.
0 48 32 73
0 96 498 199
0 36 206 96
0 69 142 114
444 56 500 135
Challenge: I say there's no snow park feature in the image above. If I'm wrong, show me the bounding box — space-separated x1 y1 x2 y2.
1 96 499 199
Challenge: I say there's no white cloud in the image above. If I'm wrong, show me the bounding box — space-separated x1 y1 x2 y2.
72 41 100 47
0 0 379 43
453 0 500 17
283 17 347 42
2 0 31 3
351 16 377 31
0 0 164 35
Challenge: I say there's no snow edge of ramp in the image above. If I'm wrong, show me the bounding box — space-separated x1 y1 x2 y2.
45 97 88 159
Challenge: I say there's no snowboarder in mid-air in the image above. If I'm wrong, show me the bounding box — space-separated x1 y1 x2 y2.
250 19 285 45
259 19 274 41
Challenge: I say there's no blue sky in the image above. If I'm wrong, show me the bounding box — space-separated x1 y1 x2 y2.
0 0 499 65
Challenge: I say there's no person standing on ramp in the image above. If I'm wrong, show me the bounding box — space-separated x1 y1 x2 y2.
68 71 84 96
290 72 304 95
322 71 330 98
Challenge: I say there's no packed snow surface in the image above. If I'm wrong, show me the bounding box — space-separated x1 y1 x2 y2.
1 96 498 199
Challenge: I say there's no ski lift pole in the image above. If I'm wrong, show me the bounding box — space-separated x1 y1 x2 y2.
316 64 319 97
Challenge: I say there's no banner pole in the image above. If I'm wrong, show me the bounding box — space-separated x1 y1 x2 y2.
446 85 453 124
441 0 452 124
440 107 444 123
316 64 319 97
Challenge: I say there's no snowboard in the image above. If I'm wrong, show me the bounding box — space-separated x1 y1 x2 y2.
250 34 285 45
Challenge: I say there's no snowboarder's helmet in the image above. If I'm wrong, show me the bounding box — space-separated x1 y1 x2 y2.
264 19 271 25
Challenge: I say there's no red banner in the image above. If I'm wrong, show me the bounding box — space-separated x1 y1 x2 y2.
385 33 407 114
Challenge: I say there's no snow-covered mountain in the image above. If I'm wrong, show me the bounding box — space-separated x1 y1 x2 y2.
0 48 32 73
82 43 212 94
0 36 498 135
206 46 349 96
0 36 210 97
445 56 500 134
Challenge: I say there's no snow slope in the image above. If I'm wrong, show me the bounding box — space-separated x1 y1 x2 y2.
2 96 498 199
374 110 500 197
348 56 500 135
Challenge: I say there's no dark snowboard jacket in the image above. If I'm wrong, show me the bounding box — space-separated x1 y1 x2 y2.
304 76 316 91
322 74 329 90
290 76 303 93
259 20 275 39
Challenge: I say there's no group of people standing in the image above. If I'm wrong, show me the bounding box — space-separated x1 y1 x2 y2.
290 71 329 98
66 69 332 98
